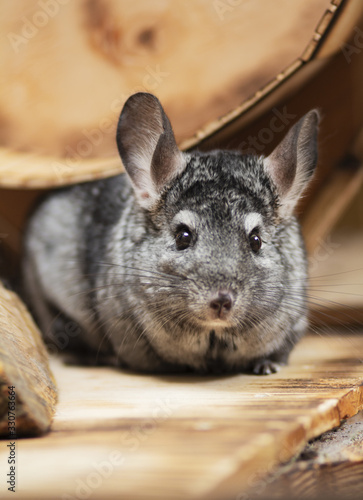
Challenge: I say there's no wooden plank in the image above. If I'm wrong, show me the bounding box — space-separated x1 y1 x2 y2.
0 147 123 188
0 282 57 437
0 334 362 499
257 410 363 500
316 0 363 59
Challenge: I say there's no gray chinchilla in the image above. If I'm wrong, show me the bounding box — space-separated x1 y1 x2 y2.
23 93 319 375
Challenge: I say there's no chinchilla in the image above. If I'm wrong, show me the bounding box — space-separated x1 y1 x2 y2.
23 92 319 375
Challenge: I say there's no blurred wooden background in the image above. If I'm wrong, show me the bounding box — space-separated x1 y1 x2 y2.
0 0 340 156
0 0 362 252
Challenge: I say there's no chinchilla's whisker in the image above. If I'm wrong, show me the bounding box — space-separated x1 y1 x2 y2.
253 295 353 332
112 320 136 360
276 267 363 285
308 283 363 289
55 259 189 285
65 272 184 287
286 290 361 317
96 288 190 305
248 295 353 349
67 280 184 299
306 289 363 299
93 297 192 345
146 311 190 345
306 293 362 312
133 322 153 351
308 267 363 281
95 331 114 362
302 295 363 332
90 261 187 281
93 306 138 334
63 271 184 282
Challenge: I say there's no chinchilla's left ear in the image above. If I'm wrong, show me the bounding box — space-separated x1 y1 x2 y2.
116 92 185 209
263 109 320 217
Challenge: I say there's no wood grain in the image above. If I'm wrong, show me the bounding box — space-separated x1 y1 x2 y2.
0 282 57 437
0 147 123 188
0 333 362 499
261 410 363 500
0 0 333 157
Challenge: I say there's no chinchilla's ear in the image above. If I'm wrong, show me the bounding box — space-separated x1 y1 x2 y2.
116 92 185 208
263 109 320 217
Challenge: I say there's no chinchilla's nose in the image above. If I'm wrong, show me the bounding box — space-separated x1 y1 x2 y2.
209 291 233 319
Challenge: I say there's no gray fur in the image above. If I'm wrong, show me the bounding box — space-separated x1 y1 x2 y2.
23 93 319 375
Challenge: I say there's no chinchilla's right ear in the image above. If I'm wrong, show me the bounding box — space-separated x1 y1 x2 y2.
116 92 186 208
264 109 320 218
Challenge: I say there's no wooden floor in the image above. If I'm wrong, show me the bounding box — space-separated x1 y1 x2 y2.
266 408 363 500
1 332 362 500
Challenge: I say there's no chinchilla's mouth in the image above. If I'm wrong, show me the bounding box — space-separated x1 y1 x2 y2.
186 303 237 329
197 316 234 329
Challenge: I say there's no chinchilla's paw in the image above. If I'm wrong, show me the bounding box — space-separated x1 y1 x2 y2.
252 360 284 375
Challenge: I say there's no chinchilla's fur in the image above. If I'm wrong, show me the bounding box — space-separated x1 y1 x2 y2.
23 93 319 375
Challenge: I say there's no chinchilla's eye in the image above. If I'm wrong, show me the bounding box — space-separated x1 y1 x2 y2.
249 231 262 253
175 226 192 250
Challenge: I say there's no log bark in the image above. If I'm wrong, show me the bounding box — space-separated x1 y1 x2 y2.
0 282 57 437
